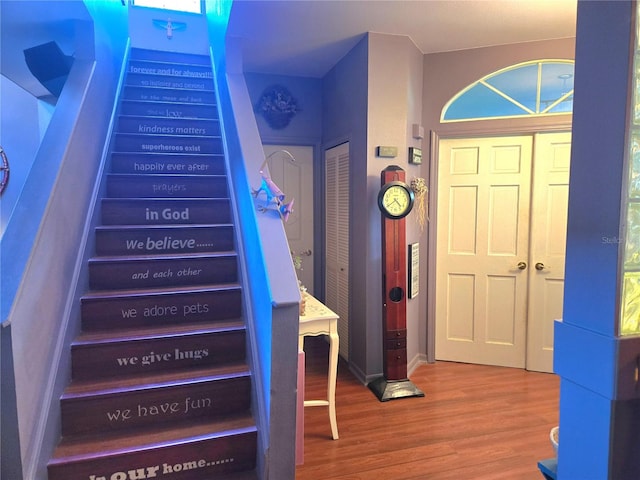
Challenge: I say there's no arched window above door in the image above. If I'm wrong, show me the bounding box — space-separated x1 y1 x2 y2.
441 60 574 123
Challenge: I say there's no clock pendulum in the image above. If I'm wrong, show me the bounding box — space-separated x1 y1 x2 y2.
369 165 425 402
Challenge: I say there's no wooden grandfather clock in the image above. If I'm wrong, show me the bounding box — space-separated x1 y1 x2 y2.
369 165 425 402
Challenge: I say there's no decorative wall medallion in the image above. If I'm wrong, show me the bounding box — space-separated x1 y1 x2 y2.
0 146 9 196
152 18 187 39
255 85 300 129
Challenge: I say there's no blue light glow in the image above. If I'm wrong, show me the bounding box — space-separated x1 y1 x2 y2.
133 0 202 14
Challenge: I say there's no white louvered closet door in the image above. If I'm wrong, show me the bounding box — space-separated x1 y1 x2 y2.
325 142 350 360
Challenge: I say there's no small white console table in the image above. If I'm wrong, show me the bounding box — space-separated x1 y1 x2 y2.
298 294 339 440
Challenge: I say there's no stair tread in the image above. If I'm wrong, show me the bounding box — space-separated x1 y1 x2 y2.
129 48 211 62
74 319 245 345
81 282 241 299
129 58 212 69
125 75 214 86
89 251 236 262
119 113 218 121
49 413 255 461
62 362 250 398
95 223 233 231
102 196 227 201
104 197 230 202
115 132 221 139
206 472 258 480
122 98 216 107
107 172 226 178
110 151 223 157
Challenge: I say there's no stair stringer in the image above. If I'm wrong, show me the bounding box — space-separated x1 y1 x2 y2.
210 46 301 480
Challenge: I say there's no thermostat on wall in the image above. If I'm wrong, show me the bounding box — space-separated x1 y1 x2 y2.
377 146 398 158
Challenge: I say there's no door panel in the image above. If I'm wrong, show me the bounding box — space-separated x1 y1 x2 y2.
446 273 475 341
448 186 478 254
486 274 517 344
488 185 520 255
526 132 571 372
263 145 315 294
436 136 532 368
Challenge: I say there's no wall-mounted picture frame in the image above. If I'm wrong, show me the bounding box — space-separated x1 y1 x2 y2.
408 242 419 299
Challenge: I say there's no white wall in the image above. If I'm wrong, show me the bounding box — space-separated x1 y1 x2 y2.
129 4 209 54
0 77 48 234
322 33 425 382
367 33 425 373
322 35 370 379
3 2 129 476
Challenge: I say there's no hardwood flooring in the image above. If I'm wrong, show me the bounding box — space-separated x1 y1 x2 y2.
296 336 559 480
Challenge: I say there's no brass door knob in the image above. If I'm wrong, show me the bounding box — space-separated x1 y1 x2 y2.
517 262 527 270
535 262 545 271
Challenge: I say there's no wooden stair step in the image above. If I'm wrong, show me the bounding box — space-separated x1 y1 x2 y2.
126 72 214 91
95 224 235 256
48 414 257 480
88 253 238 290
128 59 213 79
118 115 220 137
110 152 225 176
61 363 251 435
120 96 218 120
72 321 246 380
113 133 223 156
106 173 228 199
63 362 248 395
81 284 242 330
76 318 244 341
209 471 259 480
122 85 216 105
101 198 231 225
129 47 212 65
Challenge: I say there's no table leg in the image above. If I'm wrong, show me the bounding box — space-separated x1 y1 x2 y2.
327 331 339 440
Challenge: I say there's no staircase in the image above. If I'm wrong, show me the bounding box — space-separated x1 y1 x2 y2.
48 48 258 480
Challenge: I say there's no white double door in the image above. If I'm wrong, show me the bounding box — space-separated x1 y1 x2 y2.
435 132 571 372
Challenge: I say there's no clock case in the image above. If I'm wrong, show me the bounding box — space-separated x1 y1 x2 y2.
370 165 424 401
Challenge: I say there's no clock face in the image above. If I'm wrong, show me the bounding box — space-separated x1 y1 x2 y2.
378 181 414 219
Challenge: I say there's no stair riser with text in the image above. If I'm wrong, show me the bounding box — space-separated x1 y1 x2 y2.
48 429 257 480
81 287 242 331
101 198 230 225
88 254 237 290
110 154 226 177
95 225 234 256
120 99 218 118
71 327 246 380
61 372 251 435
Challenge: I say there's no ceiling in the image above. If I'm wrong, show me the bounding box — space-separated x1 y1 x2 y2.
227 0 578 78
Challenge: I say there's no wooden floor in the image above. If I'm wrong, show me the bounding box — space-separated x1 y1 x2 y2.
296 337 559 480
